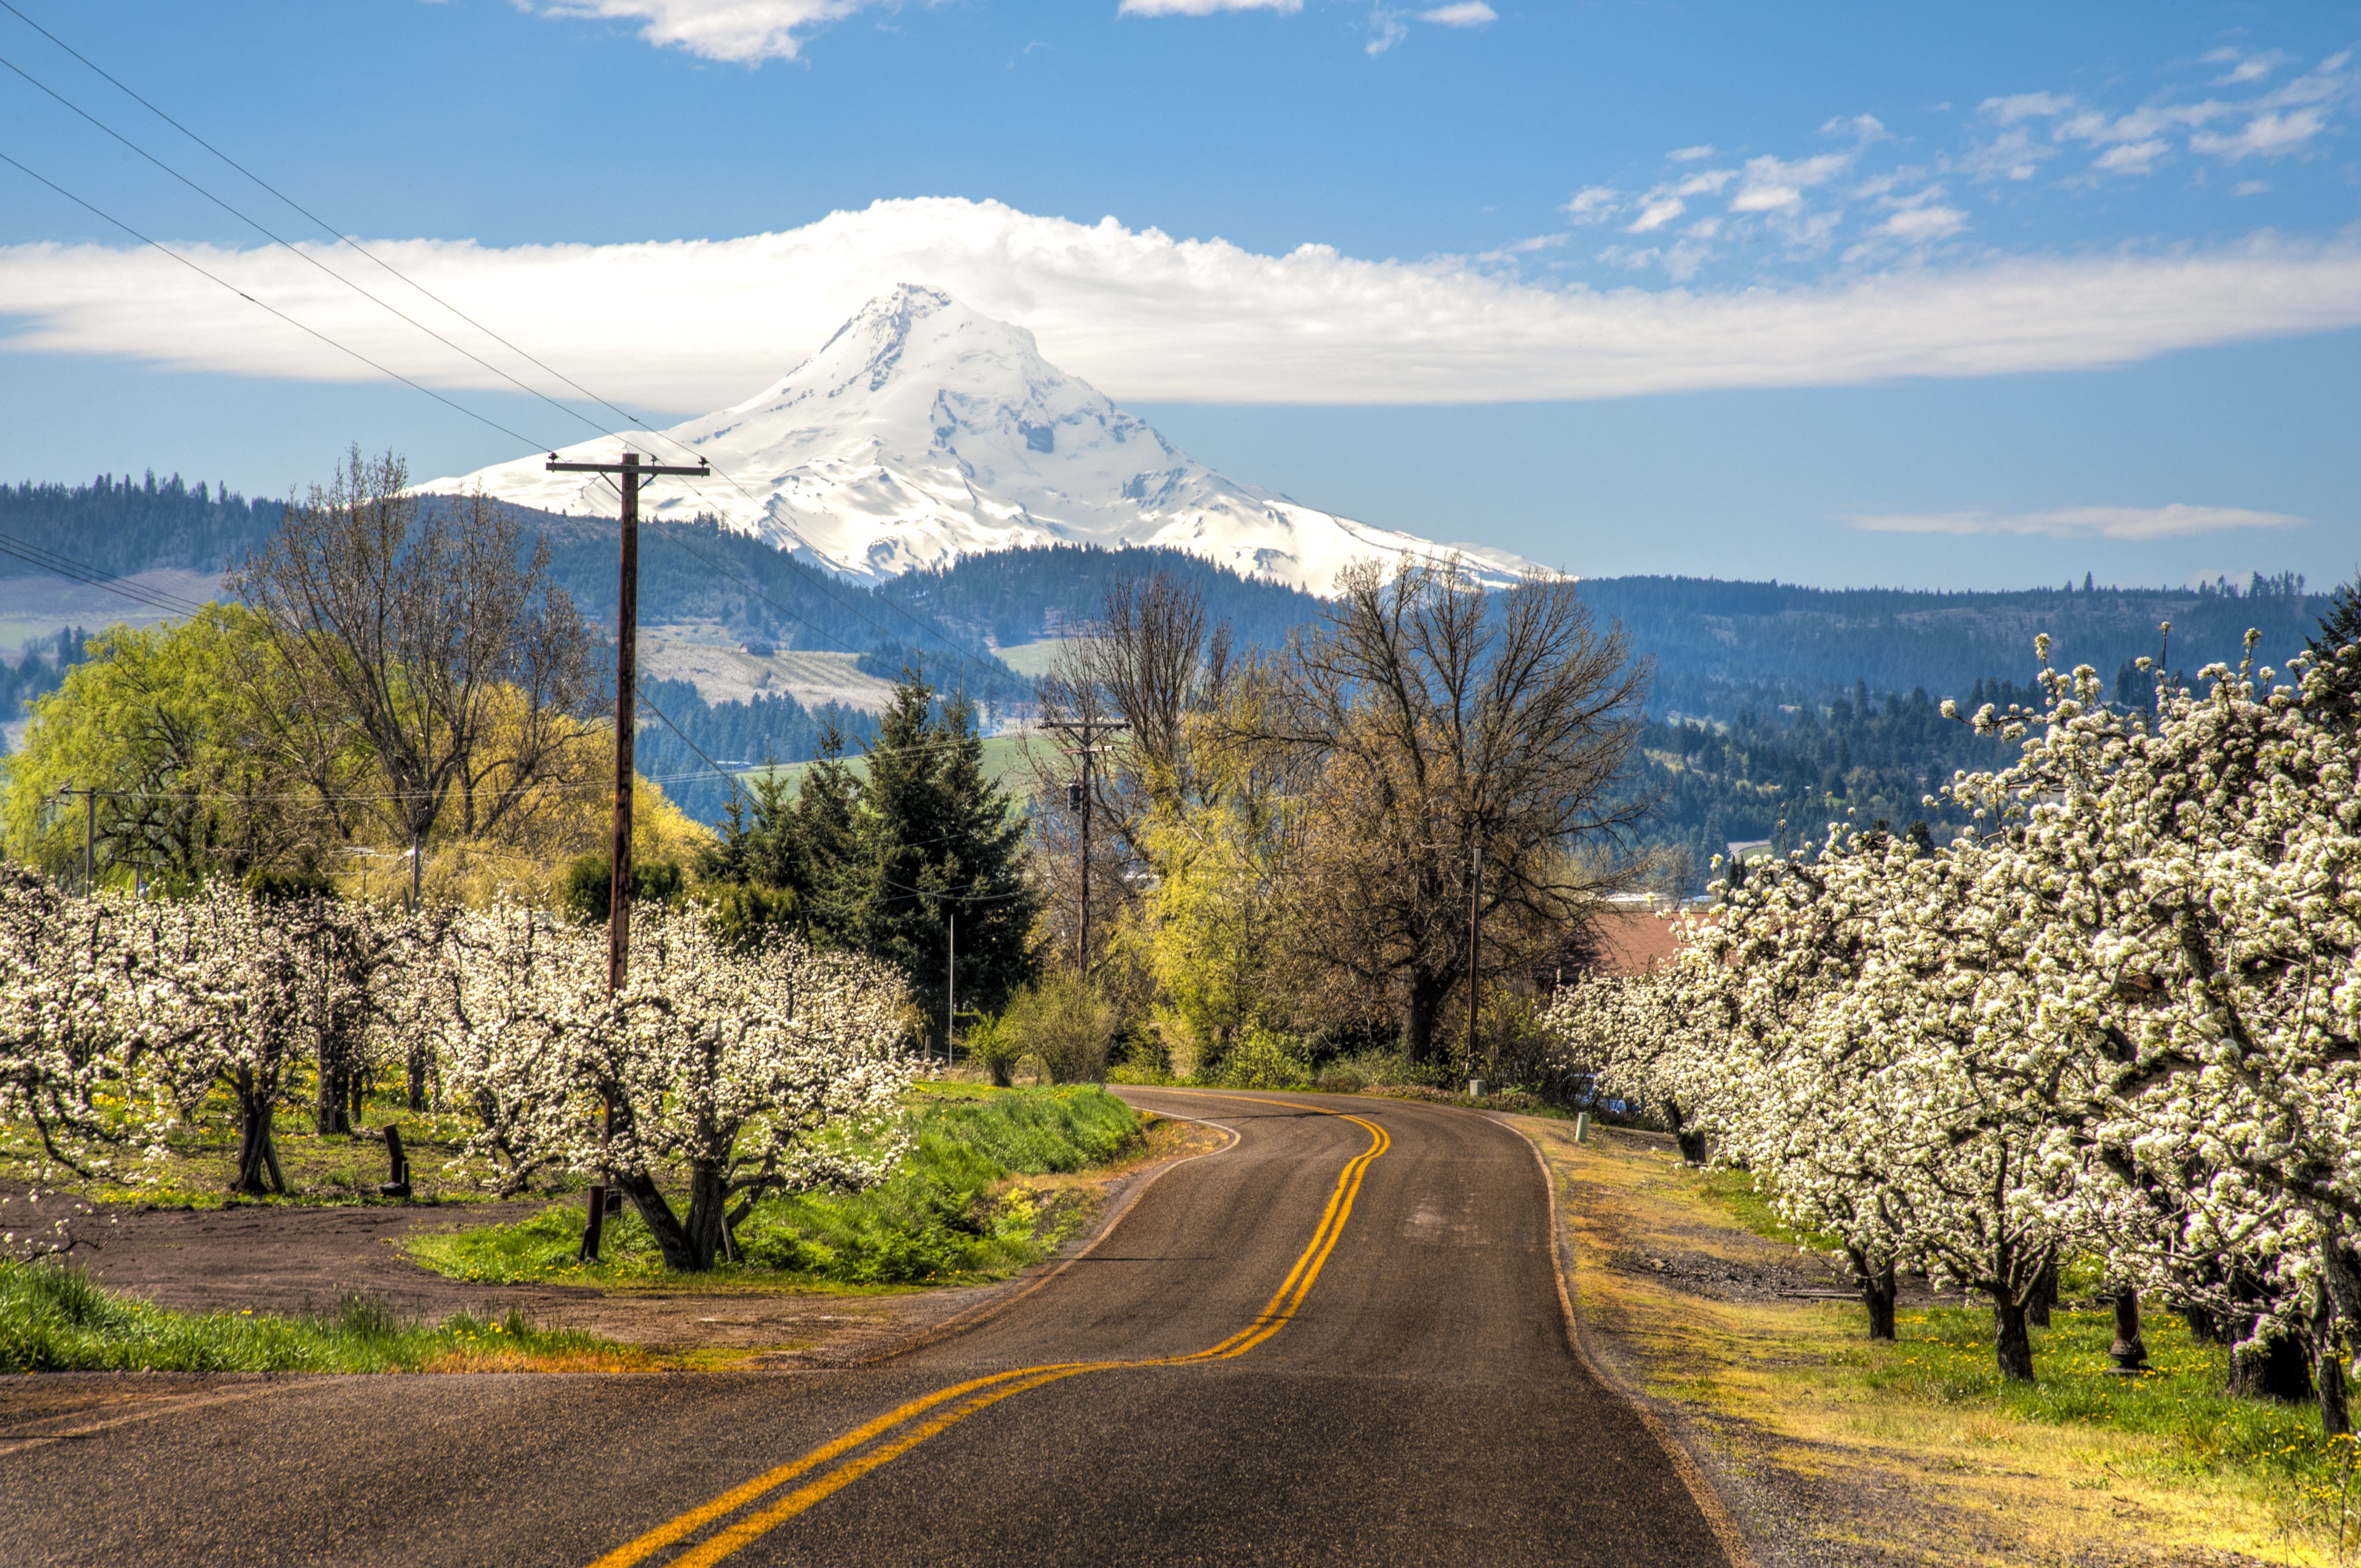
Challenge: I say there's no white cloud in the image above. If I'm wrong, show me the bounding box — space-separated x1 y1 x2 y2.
1365 6 1408 54
1955 126 2049 181
1851 504 2309 540
1730 151 1852 212
1880 205 1968 242
520 0 891 63
2234 179 2271 196
1419 2 1495 25
1626 197 1686 233
1822 113 1889 142
1980 92 2074 123
1667 144 1716 162
2211 50 2290 85
2191 107 2330 160
1672 168 1738 197
2093 138 2170 174
1119 0 1301 13
1563 185 1620 222
8 199 2361 408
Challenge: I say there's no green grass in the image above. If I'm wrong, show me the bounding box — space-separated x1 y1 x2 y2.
1685 1165 2361 1534
1 1087 547 1208
1875 1304 2360 1516
408 1084 1144 1289
0 1259 639 1373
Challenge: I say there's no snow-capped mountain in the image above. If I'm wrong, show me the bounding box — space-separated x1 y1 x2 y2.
426 285 1535 595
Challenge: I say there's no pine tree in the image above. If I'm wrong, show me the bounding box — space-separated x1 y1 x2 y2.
849 677 1036 1049
2310 576 2361 705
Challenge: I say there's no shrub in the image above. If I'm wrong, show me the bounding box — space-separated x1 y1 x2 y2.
962 1011 1027 1087
1004 972 1116 1084
1213 1027 1313 1089
560 854 684 924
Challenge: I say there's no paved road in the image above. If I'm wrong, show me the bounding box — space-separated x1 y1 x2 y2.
0 1091 1726 1567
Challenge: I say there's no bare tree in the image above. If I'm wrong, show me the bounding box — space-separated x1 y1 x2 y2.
1030 570 1239 969
1269 560 1652 1064
236 448 598 903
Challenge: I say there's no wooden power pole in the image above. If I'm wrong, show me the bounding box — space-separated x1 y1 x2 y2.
1468 838 1483 1092
544 447 707 1258
1044 716 1125 972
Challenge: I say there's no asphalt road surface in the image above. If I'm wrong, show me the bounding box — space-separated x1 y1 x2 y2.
0 1091 1728 1567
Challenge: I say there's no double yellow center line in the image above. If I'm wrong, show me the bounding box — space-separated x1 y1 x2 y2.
589 1099 1390 1568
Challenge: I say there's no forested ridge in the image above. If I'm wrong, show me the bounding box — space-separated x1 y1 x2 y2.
4 472 2339 861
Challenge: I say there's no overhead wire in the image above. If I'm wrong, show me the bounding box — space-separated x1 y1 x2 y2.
0 1 1030 691
0 150 550 453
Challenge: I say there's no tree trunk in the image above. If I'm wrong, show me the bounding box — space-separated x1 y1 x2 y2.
2229 1328 2316 1403
683 1161 732 1273
1848 1247 1898 1341
232 1073 277 1197
1661 1097 1707 1165
315 1045 351 1137
1993 1293 2036 1383
1401 976 1447 1067
406 1041 429 1113
2026 1254 2059 1328
615 1168 704 1272
2319 1281 2352 1438
2182 1303 2222 1345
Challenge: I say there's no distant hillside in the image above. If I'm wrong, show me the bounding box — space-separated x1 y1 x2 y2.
7 470 2344 852
1580 572 2327 719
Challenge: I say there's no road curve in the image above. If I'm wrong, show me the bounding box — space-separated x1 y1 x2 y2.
0 1091 1725 1567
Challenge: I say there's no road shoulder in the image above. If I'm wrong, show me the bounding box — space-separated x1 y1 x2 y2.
1504 1112 2301 1568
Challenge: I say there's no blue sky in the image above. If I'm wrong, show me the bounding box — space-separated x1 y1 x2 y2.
1 0 2357 591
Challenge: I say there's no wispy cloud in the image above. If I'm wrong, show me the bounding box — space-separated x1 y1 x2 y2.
1879 204 1967 242
1731 151 1853 212
519 0 896 63
7 199 2361 409
1851 504 2310 540
1563 186 1620 222
1419 2 1495 25
1118 0 1301 13
1667 144 1716 162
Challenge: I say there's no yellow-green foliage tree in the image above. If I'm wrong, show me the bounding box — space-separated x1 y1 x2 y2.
2 605 327 887
2 609 707 902
1124 692 1303 1074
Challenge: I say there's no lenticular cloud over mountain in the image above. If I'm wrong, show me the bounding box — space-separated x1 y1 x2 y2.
427 285 1532 594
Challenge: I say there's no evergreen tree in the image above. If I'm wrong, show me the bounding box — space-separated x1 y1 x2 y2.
2310 574 2361 705
849 677 1036 1049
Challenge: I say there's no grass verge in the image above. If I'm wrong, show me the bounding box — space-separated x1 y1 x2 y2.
1513 1113 2357 1567
0 1259 645 1373
407 1084 1149 1290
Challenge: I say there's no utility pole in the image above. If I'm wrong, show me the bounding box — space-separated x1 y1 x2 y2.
545 447 708 1260
55 787 97 895
1467 838 1483 1093
945 912 955 1069
1044 716 1126 972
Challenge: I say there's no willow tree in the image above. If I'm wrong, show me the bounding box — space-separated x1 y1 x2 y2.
234 448 598 904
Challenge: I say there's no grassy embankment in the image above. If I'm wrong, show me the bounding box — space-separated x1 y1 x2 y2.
0 1263 644 1374
1513 1113 2360 1567
407 1083 1153 1289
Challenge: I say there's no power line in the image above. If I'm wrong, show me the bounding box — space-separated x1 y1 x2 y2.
0 0 663 432
1 3 1020 687
0 149 551 453
1 7 1092 695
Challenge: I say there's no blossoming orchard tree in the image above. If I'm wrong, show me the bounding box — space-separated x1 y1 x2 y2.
1546 624 2361 1427
438 903 911 1271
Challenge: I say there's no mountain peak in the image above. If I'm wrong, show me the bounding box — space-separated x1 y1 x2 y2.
426 288 1536 594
